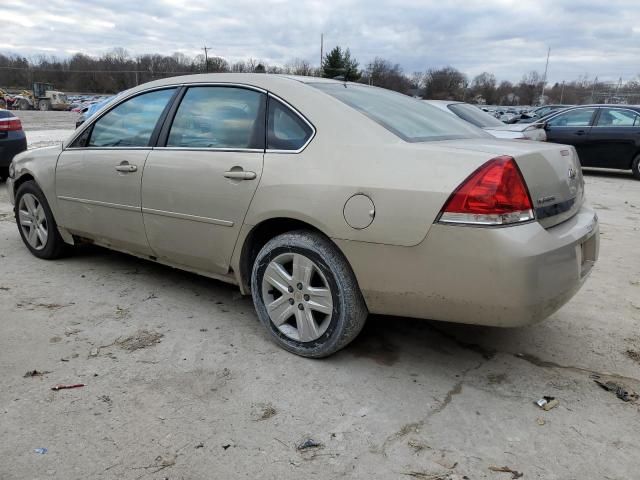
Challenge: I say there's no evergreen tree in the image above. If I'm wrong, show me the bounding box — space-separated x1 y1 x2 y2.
321 46 361 81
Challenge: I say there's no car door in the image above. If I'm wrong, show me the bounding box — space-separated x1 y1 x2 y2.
544 107 597 165
141 85 266 274
586 107 640 169
56 88 177 255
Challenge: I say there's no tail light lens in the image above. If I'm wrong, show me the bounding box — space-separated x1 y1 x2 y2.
438 156 534 226
0 117 23 131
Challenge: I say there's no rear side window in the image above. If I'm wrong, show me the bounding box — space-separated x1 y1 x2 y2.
88 88 175 147
596 108 640 127
267 98 313 151
547 108 596 127
167 87 266 149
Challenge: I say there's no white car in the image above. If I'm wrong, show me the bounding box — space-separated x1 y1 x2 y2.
425 100 546 141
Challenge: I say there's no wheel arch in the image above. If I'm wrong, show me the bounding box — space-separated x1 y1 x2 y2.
12 172 36 197
236 217 349 294
12 171 74 245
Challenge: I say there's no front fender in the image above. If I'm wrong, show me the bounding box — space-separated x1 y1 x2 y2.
10 145 62 216
9 145 74 244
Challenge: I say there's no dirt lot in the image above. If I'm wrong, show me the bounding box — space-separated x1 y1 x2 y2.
1 112 639 479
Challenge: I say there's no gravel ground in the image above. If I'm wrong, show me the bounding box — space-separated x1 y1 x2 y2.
0 114 639 479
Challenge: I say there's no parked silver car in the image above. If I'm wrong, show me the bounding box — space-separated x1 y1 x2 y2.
425 100 546 141
8 74 598 357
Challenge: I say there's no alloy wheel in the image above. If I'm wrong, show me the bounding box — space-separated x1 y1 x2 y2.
261 252 333 342
18 193 48 250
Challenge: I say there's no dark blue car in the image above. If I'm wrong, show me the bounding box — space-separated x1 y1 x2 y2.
0 110 27 180
543 105 640 179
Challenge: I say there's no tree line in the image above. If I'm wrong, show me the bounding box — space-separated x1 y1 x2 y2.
1 46 639 105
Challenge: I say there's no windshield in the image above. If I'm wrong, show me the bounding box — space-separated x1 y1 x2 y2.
447 103 504 128
311 83 488 142
534 106 554 117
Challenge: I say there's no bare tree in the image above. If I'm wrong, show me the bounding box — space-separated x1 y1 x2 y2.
285 58 314 76
208 56 230 73
516 71 543 105
423 66 467 100
470 72 497 104
360 57 411 94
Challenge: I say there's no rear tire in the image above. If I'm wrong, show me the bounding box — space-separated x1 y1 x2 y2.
14 181 67 259
632 154 640 180
251 230 368 358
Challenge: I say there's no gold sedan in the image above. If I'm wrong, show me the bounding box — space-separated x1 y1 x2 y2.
7 74 599 357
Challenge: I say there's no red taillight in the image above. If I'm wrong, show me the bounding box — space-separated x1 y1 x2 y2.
0 117 23 131
439 156 534 226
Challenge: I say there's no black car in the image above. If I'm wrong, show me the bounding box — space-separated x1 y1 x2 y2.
542 105 640 179
0 110 27 180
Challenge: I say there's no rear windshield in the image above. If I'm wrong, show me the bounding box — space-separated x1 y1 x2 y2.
310 83 488 142
447 103 504 128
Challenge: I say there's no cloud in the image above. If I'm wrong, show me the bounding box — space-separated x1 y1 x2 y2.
3 0 639 83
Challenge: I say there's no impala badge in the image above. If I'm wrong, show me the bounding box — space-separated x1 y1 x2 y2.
537 195 556 205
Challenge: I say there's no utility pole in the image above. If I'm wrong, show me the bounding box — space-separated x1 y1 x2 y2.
591 76 598 102
560 80 565 103
202 45 211 72
614 76 622 103
540 47 550 104
320 33 324 71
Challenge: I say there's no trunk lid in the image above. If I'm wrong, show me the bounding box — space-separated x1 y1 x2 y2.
434 139 584 228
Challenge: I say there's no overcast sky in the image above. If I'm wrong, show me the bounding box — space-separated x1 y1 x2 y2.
2 0 639 84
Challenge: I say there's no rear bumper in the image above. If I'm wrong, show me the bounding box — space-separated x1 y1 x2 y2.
335 204 599 327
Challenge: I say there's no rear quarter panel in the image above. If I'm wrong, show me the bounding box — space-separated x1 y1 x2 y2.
245 140 493 247
243 81 499 247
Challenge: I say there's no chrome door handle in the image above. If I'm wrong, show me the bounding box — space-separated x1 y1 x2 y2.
115 163 137 173
224 170 256 180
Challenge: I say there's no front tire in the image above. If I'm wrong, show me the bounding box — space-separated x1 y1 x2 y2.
251 230 368 358
632 154 640 180
14 181 67 259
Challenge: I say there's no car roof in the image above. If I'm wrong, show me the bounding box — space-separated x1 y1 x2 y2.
558 104 640 109
127 73 346 92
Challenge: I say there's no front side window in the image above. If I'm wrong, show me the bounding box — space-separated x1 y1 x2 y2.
311 83 487 142
547 108 596 127
88 88 175 147
167 87 265 149
267 98 313 150
596 108 640 127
